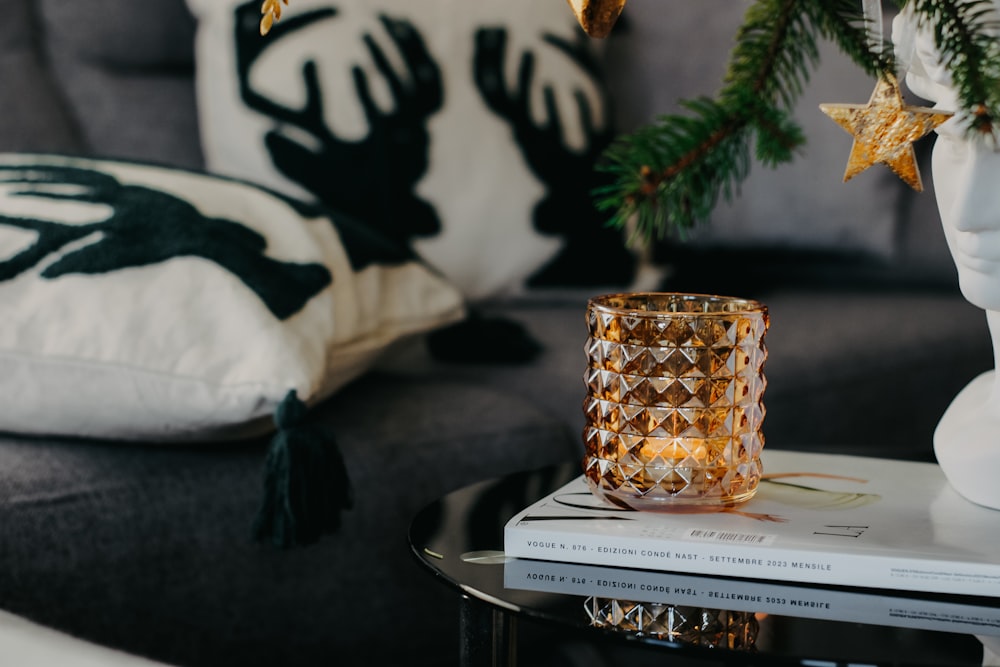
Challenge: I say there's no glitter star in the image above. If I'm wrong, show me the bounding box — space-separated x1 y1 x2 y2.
819 73 953 191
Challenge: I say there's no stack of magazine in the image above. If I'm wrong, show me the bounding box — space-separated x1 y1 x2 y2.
503 450 1000 598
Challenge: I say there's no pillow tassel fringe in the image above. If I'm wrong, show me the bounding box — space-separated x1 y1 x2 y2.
252 390 353 548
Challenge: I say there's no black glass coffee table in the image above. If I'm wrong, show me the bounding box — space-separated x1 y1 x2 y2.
409 462 1000 666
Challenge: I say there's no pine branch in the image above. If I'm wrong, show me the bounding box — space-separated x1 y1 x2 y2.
597 0 875 240
596 98 757 239
598 0 1000 241
910 0 1000 140
809 0 893 76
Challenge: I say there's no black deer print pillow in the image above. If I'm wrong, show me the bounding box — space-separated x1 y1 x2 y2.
0 153 464 441
187 0 637 300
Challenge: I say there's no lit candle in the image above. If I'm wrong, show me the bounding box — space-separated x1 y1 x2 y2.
583 293 768 511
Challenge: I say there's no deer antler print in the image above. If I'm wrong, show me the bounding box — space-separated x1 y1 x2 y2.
235 2 443 250
0 164 331 320
473 27 635 287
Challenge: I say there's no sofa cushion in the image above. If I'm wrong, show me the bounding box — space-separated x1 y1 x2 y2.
412 289 993 462
186 0 638 300
0 152 464 441
0 0 84 154
35 0 203 169
0 375 578 666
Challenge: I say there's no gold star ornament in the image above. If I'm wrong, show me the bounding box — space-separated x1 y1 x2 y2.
819 73 953 191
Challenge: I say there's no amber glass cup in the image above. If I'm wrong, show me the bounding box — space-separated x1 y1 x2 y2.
582 293 769 511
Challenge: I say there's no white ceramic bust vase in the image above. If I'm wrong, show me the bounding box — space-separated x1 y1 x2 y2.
893 4 1000 510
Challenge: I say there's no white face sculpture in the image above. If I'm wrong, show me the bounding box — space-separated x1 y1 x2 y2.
932 119 1000 310
896 4 1000 310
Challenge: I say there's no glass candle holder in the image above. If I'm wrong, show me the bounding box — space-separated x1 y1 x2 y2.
582 292 769 511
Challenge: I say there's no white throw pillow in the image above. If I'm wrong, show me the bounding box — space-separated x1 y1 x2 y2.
0 152 465 441
186 0 639 300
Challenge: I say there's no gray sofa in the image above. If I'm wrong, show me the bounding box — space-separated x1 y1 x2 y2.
0 1 993 666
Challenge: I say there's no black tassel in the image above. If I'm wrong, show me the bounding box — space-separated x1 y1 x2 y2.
252 390 353 548
427 309 543 364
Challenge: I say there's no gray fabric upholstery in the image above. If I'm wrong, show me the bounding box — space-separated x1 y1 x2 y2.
0 0 83 153
0 377 577 666
749 290 992 456
35 0 203 168
413 293 993 461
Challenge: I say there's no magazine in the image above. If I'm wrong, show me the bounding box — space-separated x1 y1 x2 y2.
503 558 1000 637
504 450 1000 596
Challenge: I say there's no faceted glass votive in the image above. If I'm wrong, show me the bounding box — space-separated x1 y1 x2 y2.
585 597 759 650
582 292 769 511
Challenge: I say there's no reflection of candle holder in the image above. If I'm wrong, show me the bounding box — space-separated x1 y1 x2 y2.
583 293 769 511
585 597 759 650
